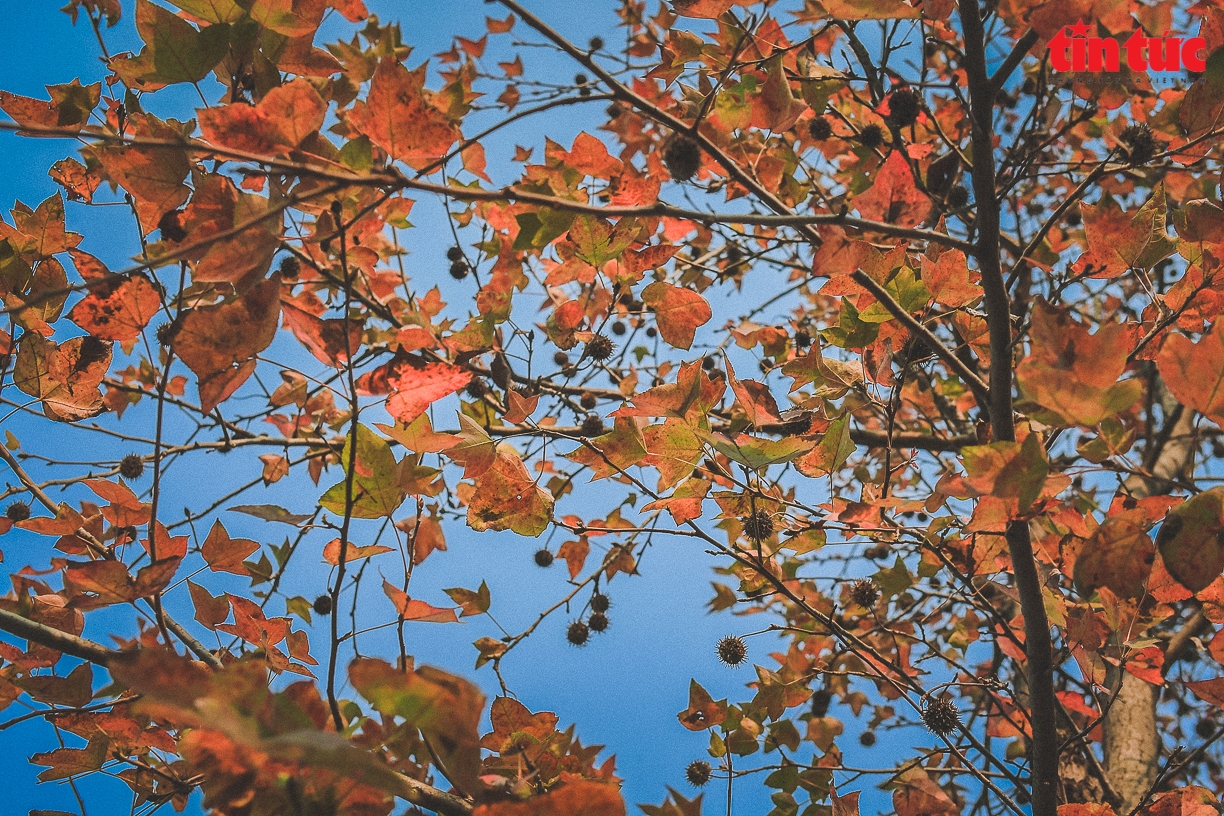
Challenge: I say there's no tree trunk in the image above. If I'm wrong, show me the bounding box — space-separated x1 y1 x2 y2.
1102 670 1160 810
1102 397 1197 809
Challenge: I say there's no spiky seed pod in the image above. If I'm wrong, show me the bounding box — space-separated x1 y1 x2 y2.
553 352 569 366
702 356 716 370
534 548 554 567
1196 718 1216 739
685 760 712 787
465 378 488 399
5 501 31 522
591 593 610 613
157 209 187 243
589 36 604 51
155 322 176 346
278 256 301 280
663 136 702 182
585 335 614 361
611 320 627 336
446 246 463 262
848 579 881 609
580 414 605 437
567 620 590 646
645 327 657 338
860 730 877 746
857 124 885 149
588 611 609 632
810 688 832 718
116 525 138 542
579 392 598 410
1120 123 1158 166
741 510 774 542
795 329 812 348
808 116 833 141
312 595 333 616
922 698 961 736
119 454 145 480
449 260 469 279
887 88 921 127
574 73 588 86
716 635 748 667
947 186 969 208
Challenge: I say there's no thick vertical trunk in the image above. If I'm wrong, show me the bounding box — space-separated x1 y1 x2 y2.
1103 672 1160 809
1101 402 1196 809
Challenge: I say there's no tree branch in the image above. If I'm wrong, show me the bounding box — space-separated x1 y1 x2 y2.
0 607 116 666
493 0 991 411
959 1 1059 813
0 444 223 670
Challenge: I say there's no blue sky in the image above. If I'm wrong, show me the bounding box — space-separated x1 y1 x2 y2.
0 3 919 815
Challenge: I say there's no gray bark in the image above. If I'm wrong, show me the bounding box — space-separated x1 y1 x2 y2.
1102 399 1197 810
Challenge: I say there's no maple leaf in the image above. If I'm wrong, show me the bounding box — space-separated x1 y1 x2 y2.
386 359 471 425
832 787 861 816
570 215 638 267
958 433 1049 514
1073 515 1154 599
641 282 712 350
794 414 854 477
0 194 82 261
557 132 623 178
348 59 459 170
50 157 101 203
173 274 280 413
13 333 112 422
852 151 931 228
892 766 958 816
199 79 327 155
16 663 93 708
920 250 981 308
556 538 590 579
642 419 702 490
31 741 107 782
67 272 162 343
280 297 364 368
726 358 783 427
1016 300 1141 427
752 54 806 133
187 580 231 629
201 520 259 575
320 424 408 519
385 581 460 622
0 79 99 132
349 658 484 793
444 581 490 617
184 177 282 285
677 679 727 731
643 477 710 524
1073 186 1176 279
323 538 393 565
566 417 648 480
88 113 191 233
111 0 230 87
1154 488 1224 593
614 361 725 425
1157 320 1224 427
463 448 554 536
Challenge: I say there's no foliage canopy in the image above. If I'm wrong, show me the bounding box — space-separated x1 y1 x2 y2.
4 1 1224 816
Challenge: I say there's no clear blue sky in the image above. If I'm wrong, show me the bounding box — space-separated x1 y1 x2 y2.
0 4 902 815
